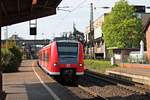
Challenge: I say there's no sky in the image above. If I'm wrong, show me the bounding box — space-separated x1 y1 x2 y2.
1 0 150 40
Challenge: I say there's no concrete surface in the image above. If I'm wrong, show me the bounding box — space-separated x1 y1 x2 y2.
3 60 79 100
106 67 150 86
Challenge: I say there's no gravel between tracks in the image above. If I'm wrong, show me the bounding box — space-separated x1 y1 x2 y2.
67 86 97 100
37 61 150 100
78 74 150 100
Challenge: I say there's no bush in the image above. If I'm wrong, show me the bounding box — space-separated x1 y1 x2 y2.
84 59 116 73
9 46 22 65
1 48 13 71
1 47 22 72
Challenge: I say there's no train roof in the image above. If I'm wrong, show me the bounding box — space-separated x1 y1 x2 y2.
56 40 79 43
39 39 80 52
53 37 79 43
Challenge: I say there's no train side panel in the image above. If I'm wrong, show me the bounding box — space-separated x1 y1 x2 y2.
38 40 85 77
76 43 84 75
47 42 60 75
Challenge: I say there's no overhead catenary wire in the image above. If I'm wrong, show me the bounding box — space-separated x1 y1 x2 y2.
58 0 110 24
48 0 111 37
52 0 112 35
71 0 88 12
60 0 88 20
51 0 89 34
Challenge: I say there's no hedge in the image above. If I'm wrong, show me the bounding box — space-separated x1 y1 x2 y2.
1 47 22 72
1 48 13 71
84 59 117 73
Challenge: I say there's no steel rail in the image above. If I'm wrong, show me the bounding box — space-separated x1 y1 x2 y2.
78 85 107 100
85 70 150 95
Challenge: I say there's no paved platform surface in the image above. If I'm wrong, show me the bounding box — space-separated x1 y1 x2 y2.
3 60 79 100
119 63 150 69
106 67 150 86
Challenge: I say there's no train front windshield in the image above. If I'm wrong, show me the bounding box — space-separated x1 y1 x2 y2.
57 42 78 64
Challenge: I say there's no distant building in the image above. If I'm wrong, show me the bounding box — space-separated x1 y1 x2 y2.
142 14 150 62
85 5 147 59
85 15 105 59
8 34 24 40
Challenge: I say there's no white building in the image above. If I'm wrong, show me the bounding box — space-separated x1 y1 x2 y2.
85 15 105 59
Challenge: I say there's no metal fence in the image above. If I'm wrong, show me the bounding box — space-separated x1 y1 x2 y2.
122 54 149 64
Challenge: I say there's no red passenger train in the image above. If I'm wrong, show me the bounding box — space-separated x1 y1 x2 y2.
38 39 84 81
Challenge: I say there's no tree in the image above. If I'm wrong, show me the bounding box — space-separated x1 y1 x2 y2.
102 0 143 48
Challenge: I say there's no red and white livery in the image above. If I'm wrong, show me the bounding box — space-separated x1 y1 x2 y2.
38 39 84 81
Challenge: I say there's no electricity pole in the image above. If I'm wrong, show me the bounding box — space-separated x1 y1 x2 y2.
90 3 94 59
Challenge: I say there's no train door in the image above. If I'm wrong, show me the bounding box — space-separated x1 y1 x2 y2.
45 49 49 69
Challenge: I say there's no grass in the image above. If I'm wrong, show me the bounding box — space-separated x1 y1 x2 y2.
84 59 118 73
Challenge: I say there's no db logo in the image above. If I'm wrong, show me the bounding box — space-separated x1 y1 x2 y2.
66 64 71 67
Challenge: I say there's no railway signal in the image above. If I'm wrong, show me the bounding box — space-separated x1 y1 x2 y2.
29 20 37 35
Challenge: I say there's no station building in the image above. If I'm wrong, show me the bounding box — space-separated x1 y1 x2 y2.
147 21 150 62
85 15 105 59
85 6 149 62
142 14 150 62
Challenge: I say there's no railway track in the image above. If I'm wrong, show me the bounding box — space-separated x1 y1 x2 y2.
78 84 107 100
86 70 150 94
66 84 106 100
57 79 106 100
38 62 150 100
72 70 150 100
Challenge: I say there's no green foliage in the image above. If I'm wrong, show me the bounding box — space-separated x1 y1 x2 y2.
84 59 115 73
1 40 16 48
102 0 143 48
1 48 13 71
1 43 22 72
1 48 18 72
9 46 22 64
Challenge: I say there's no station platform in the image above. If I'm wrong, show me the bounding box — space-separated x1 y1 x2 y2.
3 60 55 100
3 60 78 100
105 66 150 86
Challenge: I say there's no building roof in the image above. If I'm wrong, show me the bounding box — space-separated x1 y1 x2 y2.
0 0 62 27
142 13 150 32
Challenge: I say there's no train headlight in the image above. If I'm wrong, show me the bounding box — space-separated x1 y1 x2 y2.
79 64 83 67
53 63 57 66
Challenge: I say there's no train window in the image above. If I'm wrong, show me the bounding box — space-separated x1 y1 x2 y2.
44 51 46 61
49 47 51 60
57 42 78 64
42 52 45 61
45 51 49 62
39 53 41 60
40 53 42 60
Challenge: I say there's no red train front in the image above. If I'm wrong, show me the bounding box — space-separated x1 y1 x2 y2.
38 39 84 81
